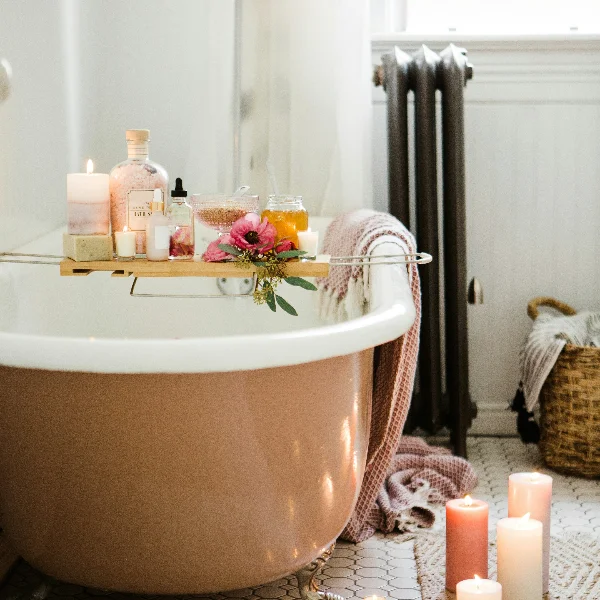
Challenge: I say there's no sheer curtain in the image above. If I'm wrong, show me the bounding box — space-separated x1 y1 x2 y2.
239 0 373 216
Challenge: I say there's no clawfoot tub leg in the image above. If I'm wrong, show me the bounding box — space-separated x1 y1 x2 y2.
295 543 344 600
4 573 53 600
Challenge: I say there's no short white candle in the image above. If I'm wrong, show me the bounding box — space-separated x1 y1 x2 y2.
456 576 502 600
67 159 110 235
363 596 385 600
497 514 542 600
508 472 552 594
114 226 136 258
297 228 319 256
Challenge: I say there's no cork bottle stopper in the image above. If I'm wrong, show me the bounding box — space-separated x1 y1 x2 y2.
126 129 150 142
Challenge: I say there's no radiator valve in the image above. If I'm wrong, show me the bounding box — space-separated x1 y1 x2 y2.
468 277 483 304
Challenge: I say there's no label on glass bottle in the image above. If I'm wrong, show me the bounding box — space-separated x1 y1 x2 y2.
154 226 170 250
128 189 161 231
168 201 193 227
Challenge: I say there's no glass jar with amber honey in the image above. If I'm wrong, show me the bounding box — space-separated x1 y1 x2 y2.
261 195 308 248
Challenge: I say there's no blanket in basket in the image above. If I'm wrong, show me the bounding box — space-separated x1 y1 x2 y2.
521 309 600 413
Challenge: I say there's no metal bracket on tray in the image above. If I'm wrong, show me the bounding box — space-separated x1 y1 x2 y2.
0 252 64 265
328 252 432 266
129 274 258 299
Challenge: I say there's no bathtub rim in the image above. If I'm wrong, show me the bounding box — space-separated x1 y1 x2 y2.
0 236 417 373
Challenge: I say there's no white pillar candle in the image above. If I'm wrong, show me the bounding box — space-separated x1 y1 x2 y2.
114 226 137 259
497 514 542 600
456 576 502 600
297 228 319 256
508 472 552 594
67 159 110 235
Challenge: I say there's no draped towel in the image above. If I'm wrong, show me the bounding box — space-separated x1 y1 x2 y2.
317 210 478 542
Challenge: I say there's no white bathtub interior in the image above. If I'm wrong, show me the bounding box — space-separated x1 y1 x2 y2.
0 219 415 374
0 237 323 340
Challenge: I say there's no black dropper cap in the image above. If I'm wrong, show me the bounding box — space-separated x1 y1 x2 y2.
171 177 187 197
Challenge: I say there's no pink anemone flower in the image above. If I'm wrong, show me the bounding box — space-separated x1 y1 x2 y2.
230 213 276 254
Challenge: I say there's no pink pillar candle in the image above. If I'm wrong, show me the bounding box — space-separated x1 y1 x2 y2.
508 472 552 594
67 160 110 235
446 496 489 592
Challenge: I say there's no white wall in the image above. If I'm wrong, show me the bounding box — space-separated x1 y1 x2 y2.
372 37 600 434
238 0 373 216
0 1 236 254
77 0 236 195
0 0 72 251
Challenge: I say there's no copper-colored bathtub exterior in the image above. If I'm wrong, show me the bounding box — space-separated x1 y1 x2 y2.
0 351 372 594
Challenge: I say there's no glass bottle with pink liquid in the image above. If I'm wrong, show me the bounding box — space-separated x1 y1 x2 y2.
166 178 195 260
109 129 168 254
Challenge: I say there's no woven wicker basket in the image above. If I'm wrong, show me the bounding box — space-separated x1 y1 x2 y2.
528 297 600 478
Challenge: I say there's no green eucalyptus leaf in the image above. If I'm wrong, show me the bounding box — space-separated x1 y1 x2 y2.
276 250 307 259
266 290 276 312
217 243 242 256
284 277 317 291
275 295 298 316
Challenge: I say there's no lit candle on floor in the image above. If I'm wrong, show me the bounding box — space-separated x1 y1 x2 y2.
508 472 552 595
67 159 110 235
497 513 542 600
446 495 489 592
456 575 502 600
114 226 136 259
297 228 319 256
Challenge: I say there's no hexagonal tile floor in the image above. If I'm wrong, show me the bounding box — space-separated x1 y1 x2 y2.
1 438 598 600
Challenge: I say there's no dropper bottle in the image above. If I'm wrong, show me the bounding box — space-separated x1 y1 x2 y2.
167 178 195 260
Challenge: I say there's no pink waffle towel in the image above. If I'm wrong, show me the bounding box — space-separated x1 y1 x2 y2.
317 210 477 542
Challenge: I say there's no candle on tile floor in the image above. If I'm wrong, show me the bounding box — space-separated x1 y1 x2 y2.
497 513 542 600
508 472 552 594
67 159 110 235
456 575 502 600
446 495 489 592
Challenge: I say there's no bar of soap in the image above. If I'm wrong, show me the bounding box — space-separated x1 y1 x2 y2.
63 233 113 262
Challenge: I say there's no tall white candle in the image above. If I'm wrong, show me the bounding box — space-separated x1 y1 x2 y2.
508 472 552 594
456 576 502 600
297 228 319 256
114 226 136 259
67 159 110 235
497 514 542 600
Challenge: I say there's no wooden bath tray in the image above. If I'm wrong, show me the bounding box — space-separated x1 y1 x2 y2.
59 257 331 278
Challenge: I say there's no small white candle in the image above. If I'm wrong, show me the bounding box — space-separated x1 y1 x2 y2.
456 576 502 600
114 226 136 259
67 159 110 235
297 228 319 256
508 472 552 594
497 514 542 600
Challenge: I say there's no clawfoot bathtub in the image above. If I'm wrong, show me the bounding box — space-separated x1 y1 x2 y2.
0 227 416 594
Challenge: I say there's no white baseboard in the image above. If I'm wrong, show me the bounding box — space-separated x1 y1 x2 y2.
470 403 517 436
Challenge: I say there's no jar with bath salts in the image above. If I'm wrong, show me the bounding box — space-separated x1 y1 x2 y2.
109 129 168 254
261 195 308 249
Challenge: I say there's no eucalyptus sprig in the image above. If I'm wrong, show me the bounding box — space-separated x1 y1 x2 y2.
217 245 317 316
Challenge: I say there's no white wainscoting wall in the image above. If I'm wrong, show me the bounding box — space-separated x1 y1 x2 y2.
372 36 600 435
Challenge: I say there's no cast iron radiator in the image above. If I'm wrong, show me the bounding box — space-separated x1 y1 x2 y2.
375 44 475 457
